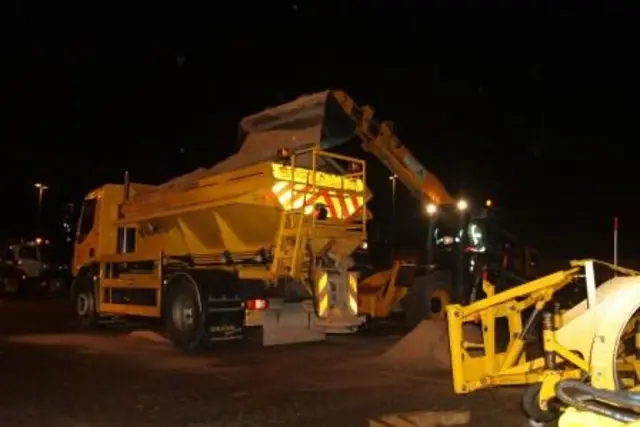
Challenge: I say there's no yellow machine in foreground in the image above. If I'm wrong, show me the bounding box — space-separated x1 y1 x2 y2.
446 258 640 425
71 129 370 349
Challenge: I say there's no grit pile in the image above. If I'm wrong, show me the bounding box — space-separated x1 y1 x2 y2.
377 319 482 372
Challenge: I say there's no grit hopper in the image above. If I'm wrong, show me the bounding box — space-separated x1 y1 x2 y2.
120 91 371 260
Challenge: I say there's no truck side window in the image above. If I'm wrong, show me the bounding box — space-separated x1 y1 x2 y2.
116 227 136 253
77 198 98 243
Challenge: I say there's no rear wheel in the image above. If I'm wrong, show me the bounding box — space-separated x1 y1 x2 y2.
164 279 207 352
2 276 19 295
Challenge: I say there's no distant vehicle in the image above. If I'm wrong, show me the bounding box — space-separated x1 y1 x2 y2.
0 239 71 297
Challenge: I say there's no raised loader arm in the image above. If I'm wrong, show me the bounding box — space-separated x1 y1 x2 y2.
330 91 456 206
239 90 458 207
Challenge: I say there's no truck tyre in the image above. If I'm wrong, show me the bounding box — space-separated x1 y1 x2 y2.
403 271 452 328
164 277 207 352
2 276 19 295
46 278 64 298
74 281 99 328
522 383 558 424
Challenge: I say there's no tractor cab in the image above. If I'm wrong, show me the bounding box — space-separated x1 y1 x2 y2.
426 202 539 304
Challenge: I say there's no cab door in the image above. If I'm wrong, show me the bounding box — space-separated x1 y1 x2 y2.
73 196 100 273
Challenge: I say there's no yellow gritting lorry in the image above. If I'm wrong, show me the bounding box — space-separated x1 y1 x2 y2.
70 101 370 350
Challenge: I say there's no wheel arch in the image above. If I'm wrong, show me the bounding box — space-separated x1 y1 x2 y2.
163 270 203 313
163 268 241 314
70 262 99 300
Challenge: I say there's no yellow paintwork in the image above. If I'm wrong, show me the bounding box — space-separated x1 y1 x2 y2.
74 148 369 320
76 156 367 263
348 273 358 315
330 90 455 206
271 163 365 193
447 258 640 413
317 272 329 317
560 407 640 427
358 262 410 318
358 261 453 320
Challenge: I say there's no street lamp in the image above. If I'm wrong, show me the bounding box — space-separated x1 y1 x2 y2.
34 182 48 234
389 174 398 262
389 174 398 212
425 202 438 267
454 198 469 303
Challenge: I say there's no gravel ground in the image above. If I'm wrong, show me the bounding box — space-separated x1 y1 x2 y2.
0 298 528 427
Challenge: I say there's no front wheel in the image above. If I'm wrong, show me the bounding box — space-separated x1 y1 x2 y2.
164 279 207 352
1 276 19 295
522 383 558 424
403 272 453 327
75 284 99 328
47 277 68 298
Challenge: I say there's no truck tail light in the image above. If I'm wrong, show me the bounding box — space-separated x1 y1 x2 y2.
277 147 292 162
246 299 269 310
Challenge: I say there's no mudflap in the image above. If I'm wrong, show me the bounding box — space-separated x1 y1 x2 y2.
261 299 325 346
204 295 245 343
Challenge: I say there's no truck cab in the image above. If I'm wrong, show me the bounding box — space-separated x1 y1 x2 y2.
73 191 101 274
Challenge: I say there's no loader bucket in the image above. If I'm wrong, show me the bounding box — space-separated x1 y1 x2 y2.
209 91 359 174
239 91 358 152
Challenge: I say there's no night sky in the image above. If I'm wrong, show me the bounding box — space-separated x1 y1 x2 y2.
2 2 639 262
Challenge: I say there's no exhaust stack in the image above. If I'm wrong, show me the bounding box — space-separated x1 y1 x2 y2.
123 170 131 202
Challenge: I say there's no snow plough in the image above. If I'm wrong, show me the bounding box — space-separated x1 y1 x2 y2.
446 258 640 426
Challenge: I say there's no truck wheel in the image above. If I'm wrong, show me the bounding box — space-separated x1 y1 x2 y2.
164 279 207 352
3 277 19 295
428 286 451 319
522 383 558 424
403 272 452 327
47 278 66 298
75 283 99 328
